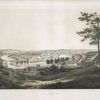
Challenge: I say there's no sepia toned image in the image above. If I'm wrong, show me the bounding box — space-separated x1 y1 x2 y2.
0 0 100 89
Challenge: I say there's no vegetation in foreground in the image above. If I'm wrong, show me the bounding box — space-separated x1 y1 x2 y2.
0 57 100 89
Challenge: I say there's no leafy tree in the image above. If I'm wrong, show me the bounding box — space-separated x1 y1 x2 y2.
65 57 69 61
77 12 100 55
46 60 50 64
54 59 58 63
50 59 53 64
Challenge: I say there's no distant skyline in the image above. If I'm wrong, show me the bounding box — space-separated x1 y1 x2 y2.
0 1 100 50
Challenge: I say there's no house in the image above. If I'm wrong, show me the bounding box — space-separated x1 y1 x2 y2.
0 55 13 68
59 54 71 58
0 55 28 69
0 54 47 69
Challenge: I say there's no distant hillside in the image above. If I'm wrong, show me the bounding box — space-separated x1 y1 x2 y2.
0 49 96 57
41 49 96 55
0 49 41 55
0 49 23 55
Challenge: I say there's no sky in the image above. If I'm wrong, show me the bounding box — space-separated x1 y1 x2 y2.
0 1 100 50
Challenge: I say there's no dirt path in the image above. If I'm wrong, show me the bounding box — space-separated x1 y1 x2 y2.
20 78 73 88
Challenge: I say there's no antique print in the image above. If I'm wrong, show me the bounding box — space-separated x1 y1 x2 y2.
0 0 100 89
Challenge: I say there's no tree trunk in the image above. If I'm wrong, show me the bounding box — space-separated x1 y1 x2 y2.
97 23 100 56
97 37 100 55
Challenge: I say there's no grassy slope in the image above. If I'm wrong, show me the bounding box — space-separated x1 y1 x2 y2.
41 64 100 89
0 62 99 89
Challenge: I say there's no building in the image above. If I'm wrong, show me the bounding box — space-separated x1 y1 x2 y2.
0 54 47 69
0 55 28 69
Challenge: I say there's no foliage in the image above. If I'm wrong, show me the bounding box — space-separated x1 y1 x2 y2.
77 12 100 46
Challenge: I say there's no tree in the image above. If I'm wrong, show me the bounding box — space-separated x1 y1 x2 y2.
54 59 58 63
50 59 53 64
46 60 50 64
65 57 69 61
77 12 100 55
